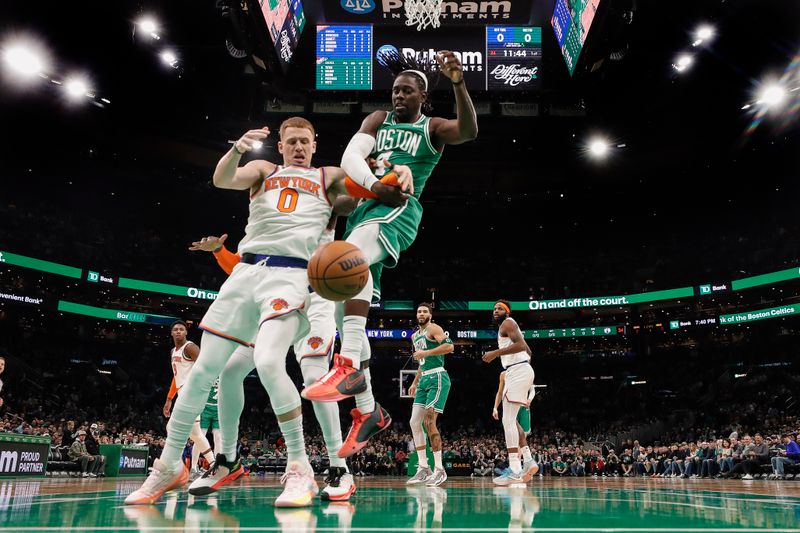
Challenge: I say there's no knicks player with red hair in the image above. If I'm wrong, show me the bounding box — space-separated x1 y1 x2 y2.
125 116 406 507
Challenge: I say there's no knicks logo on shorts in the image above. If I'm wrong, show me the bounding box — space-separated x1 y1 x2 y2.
307 336 324 350
270 298 289 311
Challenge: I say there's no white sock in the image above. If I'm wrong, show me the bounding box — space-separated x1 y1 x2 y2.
219 346 255 462
522 446 533 463
278 415 310 470
434 451 443 471
509 453 521 474
340 315 367 367
417 449 429 470
355 367 375 414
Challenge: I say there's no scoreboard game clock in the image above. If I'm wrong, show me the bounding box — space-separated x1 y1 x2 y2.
486 26 542 90
316 25 372 90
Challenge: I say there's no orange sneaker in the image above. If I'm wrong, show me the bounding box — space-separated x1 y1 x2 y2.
124 459 188 505
301 355 367 402
338 403 392 458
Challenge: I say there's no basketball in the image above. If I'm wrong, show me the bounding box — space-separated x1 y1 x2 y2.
308 241 370 301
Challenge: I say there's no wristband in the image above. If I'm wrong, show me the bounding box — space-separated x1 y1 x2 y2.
233 144 245 155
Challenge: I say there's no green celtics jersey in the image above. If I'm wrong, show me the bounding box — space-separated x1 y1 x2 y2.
412 328 447 371
205 378 219 407
372 112 442 200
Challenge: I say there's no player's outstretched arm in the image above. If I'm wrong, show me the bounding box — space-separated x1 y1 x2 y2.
213 128 276 190
325 165 408 207
430 50 479 147
341 111 414 201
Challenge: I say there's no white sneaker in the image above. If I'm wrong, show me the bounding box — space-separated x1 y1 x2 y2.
742 474 754 480
124 459 189 505
321 467 356 501
82 472 90 478
275 462 319 508
425 468 447 487
406 466 433 485
522 460 539 482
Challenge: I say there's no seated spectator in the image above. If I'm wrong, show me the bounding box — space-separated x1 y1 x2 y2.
770 433 799 479
473 453 492 477
620 448 634 477
551 456 568 477
723 434 770 479
68 430 101 477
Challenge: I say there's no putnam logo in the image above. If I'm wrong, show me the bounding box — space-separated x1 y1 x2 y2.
307 336 324 350
338 256 367 272
271 298 289 311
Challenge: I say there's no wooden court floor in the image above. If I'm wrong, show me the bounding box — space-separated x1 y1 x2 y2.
1 475 799 532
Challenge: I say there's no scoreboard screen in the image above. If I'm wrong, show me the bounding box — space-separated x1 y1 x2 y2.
486 26 541 91
316 25 372 90
259 0 306 72
315 25 541 91
551 0 601 76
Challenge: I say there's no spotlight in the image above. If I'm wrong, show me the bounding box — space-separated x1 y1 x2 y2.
673 53 694 72
159 50 178 68
252 140 263 150
588 137 610 158
138 17 161 39
757 83 787 108
693 24 715 46
64 76 89 100
3 43 46 78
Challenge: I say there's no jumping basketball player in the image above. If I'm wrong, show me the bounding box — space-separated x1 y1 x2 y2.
163 320 215 478
302 49 479 460
493 372 538 481
186 228 357 502
125 117 405 507
406 303 453 487
481 300 535 485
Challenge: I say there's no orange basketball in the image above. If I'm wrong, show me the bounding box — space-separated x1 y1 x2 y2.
308 241 369 301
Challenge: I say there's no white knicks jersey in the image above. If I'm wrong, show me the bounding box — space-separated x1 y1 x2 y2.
498 319 530 368
238 165 333 260
171 341 196 389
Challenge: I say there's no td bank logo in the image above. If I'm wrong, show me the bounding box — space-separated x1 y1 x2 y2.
699 285 711 295
0 451 18 473
669 321 680 330
88 271 100 282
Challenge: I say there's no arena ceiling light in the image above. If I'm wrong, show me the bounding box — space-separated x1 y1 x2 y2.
251 140 264 150
692 24 715 47
64 76 90 100
2 42 47 79
137 16 161 40
159 50 179 68
756 82 788 109
588 137 610 158
672 53 694 73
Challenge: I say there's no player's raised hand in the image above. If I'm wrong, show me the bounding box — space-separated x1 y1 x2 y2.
234 127 270 154
189 234 228 253
435 50 464 84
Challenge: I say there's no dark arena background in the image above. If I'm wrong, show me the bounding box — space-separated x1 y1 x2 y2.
2 0 800 531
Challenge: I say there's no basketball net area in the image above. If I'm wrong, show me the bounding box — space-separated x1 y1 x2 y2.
405 0 443 31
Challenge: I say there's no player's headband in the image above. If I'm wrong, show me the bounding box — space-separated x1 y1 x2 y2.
400 69 428 91
496 302 511 314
